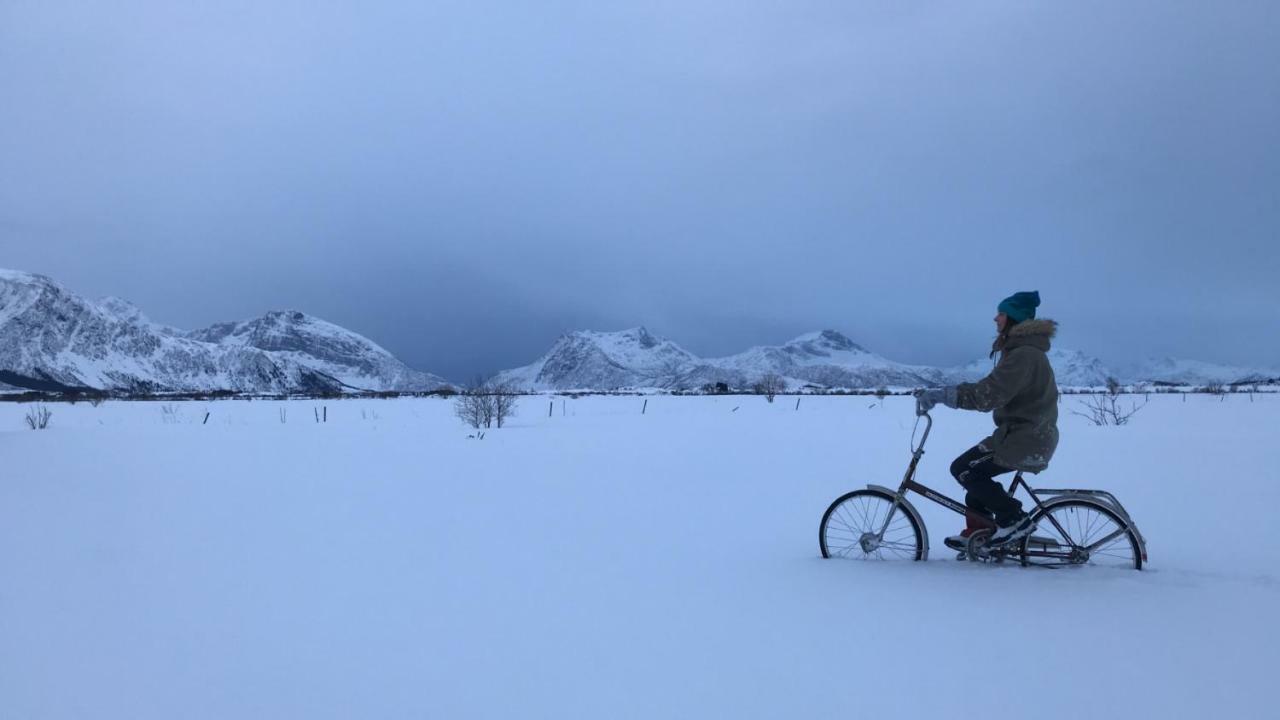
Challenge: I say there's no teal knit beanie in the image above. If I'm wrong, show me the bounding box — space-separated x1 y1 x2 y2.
997 291 1040 324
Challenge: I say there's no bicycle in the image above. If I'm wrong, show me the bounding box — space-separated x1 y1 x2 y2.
818 409 1148 569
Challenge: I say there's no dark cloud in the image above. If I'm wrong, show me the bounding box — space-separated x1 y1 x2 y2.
2 1 1278 380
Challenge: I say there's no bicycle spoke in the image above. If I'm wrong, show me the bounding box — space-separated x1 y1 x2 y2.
1031 500 1139 569
1082 508 1104 545
1085 526 1125 554
820 492 921 561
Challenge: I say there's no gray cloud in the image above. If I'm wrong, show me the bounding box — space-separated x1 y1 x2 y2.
3 1 1278 380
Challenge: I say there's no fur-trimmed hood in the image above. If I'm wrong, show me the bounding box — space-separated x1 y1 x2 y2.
1003 318 1057 353
1008 318 1057 339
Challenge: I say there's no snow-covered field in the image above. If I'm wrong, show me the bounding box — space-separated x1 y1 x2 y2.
2 394 1277 718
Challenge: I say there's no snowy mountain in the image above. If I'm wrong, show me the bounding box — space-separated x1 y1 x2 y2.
494 327 697 390
188 311 448 392
0 269 447 394
1122 357 1279 386
497 328 1162 392
948 348 1115 388
685 330 945 390
497 328 949 391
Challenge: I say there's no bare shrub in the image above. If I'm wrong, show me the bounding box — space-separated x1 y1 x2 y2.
453 389 491 429
753 372 786 403
1072 377 1146 426
453 378 521 429
488 380 520 428
160 404 180 424
1105 376 1124 396
24 403 53 430
455 376 496 429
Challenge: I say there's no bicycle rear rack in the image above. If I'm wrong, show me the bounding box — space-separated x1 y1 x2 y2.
1030 487 1149 562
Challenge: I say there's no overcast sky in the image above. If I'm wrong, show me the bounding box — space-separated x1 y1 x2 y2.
2 1 1278 380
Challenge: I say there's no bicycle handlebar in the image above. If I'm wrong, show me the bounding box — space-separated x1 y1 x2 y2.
910 409 933 455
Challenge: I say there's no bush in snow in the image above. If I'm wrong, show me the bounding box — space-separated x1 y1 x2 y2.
160 404 180 424
453 389 490 429
1072 377 1146 426
489 380 519 428
455 380 520 429
24 403 53 430
753 373 786 403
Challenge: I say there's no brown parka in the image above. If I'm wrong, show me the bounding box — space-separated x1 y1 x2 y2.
953 318 1060 472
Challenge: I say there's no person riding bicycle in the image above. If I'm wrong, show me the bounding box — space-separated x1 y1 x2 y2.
914 291 1059 551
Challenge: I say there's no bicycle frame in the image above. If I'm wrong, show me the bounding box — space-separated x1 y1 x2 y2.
871 411 1148 564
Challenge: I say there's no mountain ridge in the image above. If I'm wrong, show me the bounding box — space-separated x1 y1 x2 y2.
4 268 1274 394
497 327 1277 391
0 269 448 394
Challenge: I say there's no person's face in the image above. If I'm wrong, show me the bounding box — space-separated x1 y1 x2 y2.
995 312 1009 332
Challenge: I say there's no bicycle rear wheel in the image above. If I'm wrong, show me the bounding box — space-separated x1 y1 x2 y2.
1024 498 1142 570
819 489 924 561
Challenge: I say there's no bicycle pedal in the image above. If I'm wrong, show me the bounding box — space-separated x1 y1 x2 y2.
964 528 995 562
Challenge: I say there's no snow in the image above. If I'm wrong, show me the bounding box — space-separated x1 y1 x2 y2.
0 267 43 284
2 394 1278 718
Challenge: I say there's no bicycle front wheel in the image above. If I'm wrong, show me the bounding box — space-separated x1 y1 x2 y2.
1024 498 1142 570
819 489 924 561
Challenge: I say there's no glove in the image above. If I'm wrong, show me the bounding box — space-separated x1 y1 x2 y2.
913 387 955 415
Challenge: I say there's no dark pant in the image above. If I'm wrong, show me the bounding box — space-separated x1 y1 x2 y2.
950 444 1024 526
